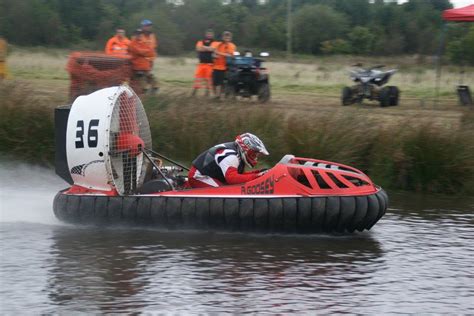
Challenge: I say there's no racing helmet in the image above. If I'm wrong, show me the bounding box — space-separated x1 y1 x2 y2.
235 133 269 168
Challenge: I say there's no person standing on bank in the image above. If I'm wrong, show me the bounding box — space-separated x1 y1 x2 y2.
128 29 157 95
0 37 7 80
139 19 159 93
192 29 217 96
211 31 236 99
105 29 130 56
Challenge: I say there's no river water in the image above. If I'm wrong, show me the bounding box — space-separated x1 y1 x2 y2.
1 162 473 314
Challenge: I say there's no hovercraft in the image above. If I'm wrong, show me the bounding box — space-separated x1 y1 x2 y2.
53 85 388 233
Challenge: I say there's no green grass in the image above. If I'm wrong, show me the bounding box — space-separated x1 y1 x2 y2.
5 48 473 101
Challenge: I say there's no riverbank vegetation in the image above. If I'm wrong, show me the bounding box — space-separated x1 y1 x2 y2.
0 82 55 165
1 81 473 194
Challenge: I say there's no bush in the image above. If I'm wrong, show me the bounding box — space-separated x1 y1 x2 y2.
348 26 376 55
321 39 352 55
447 25 474 66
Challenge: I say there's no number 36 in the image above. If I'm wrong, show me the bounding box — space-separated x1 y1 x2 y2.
75 119 99 148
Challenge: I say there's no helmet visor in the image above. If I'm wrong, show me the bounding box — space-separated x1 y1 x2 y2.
246 150 262 166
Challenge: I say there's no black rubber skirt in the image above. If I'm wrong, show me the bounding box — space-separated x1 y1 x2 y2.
53 189 388 233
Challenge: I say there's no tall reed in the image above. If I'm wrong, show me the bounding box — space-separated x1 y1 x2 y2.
143 95 474 194
1 85 473 194
0 81 55 165
368 124 474 193
143 94 284 164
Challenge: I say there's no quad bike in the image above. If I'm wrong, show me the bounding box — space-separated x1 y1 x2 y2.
341 64 400 107
224 52 271 103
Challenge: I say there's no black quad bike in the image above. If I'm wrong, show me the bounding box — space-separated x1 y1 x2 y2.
342 64 400 107
224 52 271 103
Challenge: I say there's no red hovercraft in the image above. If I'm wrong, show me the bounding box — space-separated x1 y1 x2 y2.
53 86 388 233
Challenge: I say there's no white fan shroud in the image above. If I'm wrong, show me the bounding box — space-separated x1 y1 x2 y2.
66 85 152 195
108 86 152 194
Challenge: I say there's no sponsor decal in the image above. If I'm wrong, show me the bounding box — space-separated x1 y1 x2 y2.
241 175 275 195
70 160 104 176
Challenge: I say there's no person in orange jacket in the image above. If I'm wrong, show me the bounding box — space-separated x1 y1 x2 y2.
192 29 217 96
105 29 131 56
211 31 236 99
139 19 159 92
0 37 7 80
128 29 158 94
140 20 157 54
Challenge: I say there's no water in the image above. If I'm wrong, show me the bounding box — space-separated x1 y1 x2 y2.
1 162 473 314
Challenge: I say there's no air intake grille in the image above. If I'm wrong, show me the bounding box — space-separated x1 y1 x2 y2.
311 170 331 189
327 172 349 188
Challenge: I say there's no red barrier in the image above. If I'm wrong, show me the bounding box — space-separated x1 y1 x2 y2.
66 51 135 101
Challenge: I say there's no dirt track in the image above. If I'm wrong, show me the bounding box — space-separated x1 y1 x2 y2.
18 77 470 130
268 90 466 129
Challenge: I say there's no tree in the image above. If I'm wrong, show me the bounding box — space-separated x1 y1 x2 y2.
0 0 466 57
321 0 371 27
58 0 106 41
127 6 185 55
171 0 226 51
293 4 348 54
447 25 474 66
348 26 376 55
0 0 67 46
321 39 351 54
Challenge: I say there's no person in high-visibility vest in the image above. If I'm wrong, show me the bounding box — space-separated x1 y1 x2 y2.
105 29 131 56
192 29 217 96
129 28 158 94
0 37 7 80
139 19 159 93
211 31 236 99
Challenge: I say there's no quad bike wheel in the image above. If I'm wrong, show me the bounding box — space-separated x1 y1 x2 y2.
258 82 271 103
379 87 391 107
388 86 400 106
342 87 353 106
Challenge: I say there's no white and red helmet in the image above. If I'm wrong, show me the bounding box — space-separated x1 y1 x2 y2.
235 133 269 167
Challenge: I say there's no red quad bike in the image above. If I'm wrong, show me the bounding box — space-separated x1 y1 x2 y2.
54 85 388 233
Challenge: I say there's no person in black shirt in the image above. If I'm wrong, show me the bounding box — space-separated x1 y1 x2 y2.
192 29 216 96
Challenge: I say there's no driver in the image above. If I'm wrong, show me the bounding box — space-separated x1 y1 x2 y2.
188 133 269 188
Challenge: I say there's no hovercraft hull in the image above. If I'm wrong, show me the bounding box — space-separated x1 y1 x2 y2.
53 188 388 233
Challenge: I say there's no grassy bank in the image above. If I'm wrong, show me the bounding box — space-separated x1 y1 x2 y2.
2 81 472 194
6 48 474 102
